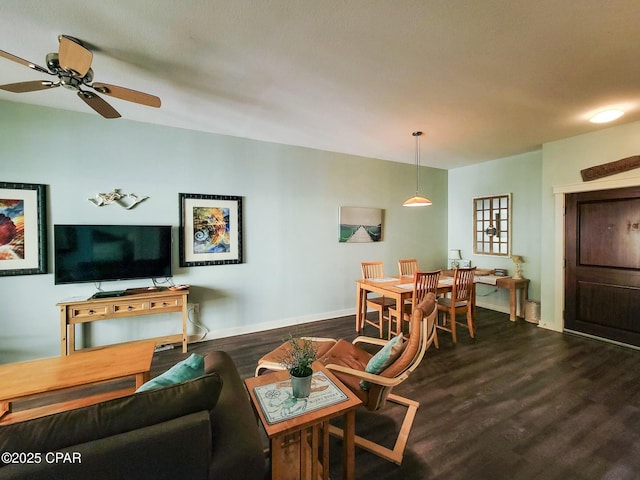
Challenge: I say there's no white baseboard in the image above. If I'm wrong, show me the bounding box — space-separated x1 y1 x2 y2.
192 307 355 344
475 300 510 315
189 301 538 345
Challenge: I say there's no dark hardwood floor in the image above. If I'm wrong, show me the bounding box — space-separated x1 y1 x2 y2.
152 308 640 480
14 308 640 479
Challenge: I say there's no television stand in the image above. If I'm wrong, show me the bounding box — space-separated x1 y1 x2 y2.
57 288 190 355
91 290 127 299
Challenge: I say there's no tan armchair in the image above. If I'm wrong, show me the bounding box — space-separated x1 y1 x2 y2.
318 293 438 464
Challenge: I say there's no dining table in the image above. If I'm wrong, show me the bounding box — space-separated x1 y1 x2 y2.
355 275 464 333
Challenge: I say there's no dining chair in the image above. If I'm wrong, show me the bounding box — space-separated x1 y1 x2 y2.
360 261 396 338
397 259 418 277
436 266 476 345
319 293 438 464
396 259 420 324
388 270 441 339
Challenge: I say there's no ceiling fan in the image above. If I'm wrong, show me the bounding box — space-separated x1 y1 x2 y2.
0 35 161 119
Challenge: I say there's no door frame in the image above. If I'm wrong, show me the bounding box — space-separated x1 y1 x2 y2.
553 175 640 335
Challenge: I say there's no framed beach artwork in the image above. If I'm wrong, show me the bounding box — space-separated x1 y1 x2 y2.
0 182 47 276
179 193 243 267
339 206 383 243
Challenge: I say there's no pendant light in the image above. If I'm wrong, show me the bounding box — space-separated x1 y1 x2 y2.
403 131 432 207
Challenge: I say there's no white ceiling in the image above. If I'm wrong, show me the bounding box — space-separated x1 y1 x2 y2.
1 0 640 169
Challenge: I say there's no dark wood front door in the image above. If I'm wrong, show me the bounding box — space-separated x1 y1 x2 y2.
565 186 640 346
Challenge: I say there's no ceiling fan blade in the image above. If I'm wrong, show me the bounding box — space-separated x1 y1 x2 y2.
0 49 49 74
77 91 121 119
58 35 92 77
0 80 59 93
91 82 161 108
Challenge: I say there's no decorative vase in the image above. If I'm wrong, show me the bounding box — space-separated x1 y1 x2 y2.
290 371 313 398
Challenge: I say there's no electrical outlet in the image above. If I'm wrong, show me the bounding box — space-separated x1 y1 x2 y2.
192 303 200 313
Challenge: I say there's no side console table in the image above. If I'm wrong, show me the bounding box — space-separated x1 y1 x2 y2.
441 271 530 322
493 277 529 322
57 288 189 355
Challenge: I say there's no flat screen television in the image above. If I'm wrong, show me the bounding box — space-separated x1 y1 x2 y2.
54 224 173 285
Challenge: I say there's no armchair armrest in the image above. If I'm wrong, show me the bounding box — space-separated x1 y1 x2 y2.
324 363 408 388
352 335 389 347
300 337 338 343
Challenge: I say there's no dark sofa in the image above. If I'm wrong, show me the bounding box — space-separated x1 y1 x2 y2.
0 350 265 480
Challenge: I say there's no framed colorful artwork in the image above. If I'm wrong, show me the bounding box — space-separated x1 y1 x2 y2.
339 206 382 243
179 193 243 267
0 182 47 276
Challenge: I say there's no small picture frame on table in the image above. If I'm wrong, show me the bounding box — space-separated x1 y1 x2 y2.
179 193 243 267
460 260 471 268
0 182 47 276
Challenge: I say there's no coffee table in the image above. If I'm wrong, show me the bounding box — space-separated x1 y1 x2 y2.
0 341 155 425
245 366 362 480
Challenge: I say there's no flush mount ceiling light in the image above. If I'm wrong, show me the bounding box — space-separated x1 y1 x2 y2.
589 109 624 124
403 131 432 207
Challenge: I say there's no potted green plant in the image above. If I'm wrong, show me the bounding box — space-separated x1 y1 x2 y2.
279 335 318 398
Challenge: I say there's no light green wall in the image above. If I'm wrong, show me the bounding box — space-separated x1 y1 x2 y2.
450 121 640 332
0 100 448 363
540 120 640 331
448 151 542 313
5 98 637 362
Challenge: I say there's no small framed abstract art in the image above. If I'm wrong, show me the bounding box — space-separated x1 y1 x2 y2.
179 193 243 267
339 206 382 243
0 182 47 276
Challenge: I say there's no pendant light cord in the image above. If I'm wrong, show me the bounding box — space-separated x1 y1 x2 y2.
402 130 431 206
413 131 422 195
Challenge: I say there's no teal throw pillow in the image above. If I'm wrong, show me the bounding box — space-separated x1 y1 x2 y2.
360 334 405 390
136 353 205 392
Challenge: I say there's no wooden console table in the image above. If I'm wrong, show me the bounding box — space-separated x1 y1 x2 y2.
440 271 529 322
58 288 189 355
492 277 529 322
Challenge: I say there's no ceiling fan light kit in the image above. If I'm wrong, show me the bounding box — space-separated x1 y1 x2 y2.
0 34 161 119
403 131 432 207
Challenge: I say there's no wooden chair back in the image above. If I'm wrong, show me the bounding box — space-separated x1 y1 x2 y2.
452 267 476 302
398 259 418 276
412 270 441 307
361 261 385 279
